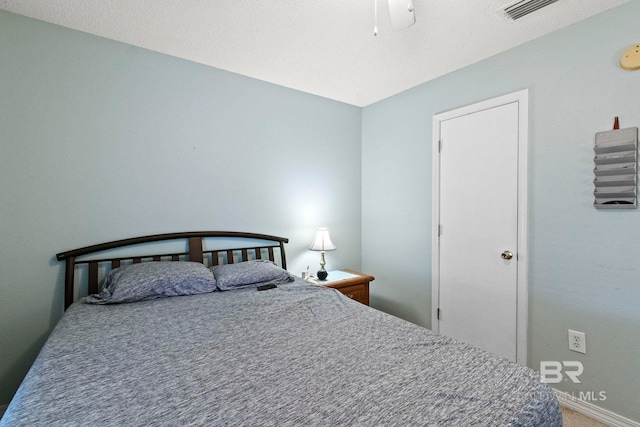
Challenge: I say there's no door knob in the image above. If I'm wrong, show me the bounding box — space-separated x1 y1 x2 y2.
501 250 513 260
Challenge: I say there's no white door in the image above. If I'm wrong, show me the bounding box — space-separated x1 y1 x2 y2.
432 91 528 364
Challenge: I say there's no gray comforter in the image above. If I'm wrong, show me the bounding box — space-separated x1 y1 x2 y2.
1 280 561 426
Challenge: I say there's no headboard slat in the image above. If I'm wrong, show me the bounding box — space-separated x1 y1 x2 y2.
188 237 203 263
88 262 99 295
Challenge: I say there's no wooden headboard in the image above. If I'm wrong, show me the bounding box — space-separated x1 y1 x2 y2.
56 231 289 310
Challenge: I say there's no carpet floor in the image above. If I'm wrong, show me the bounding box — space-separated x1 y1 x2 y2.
563 407 610 427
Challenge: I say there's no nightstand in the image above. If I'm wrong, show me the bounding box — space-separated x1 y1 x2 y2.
313 269 374 306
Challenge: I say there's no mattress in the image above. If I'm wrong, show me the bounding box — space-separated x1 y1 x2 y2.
1 279 561 426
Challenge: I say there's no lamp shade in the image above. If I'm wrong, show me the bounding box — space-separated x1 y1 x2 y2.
309 228 336 251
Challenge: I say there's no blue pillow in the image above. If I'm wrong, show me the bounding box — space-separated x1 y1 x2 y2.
85 261 216 304
211 260 294 290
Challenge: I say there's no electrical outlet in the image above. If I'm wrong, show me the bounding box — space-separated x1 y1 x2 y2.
568 329 586 354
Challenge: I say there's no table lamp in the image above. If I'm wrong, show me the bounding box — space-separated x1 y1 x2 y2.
309 228 336 280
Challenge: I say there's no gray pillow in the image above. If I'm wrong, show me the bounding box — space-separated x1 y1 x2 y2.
211 260 294 290
85 261 216 304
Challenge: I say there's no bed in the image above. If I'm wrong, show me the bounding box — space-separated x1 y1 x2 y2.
1 231 562 426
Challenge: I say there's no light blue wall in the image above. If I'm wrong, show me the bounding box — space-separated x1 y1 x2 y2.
362 1 640 422
0 11 362 404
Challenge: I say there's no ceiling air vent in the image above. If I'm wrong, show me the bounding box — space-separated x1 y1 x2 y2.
499 0 560 20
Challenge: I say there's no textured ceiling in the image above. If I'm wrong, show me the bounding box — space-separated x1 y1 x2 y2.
0 0 629 106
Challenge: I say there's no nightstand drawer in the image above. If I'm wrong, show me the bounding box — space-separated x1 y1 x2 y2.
335 283 368 305
314 269 374 306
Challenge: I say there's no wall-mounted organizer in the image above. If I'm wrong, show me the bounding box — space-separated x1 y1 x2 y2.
593 127 638 209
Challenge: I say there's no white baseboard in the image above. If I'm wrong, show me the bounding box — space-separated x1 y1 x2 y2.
554 389 640 427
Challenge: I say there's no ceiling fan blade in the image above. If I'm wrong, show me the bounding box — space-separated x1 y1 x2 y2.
388 0 416 31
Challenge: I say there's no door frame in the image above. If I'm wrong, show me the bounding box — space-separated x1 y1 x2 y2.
431 89 529 365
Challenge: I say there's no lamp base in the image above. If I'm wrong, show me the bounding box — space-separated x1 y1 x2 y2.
317 269 328 281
